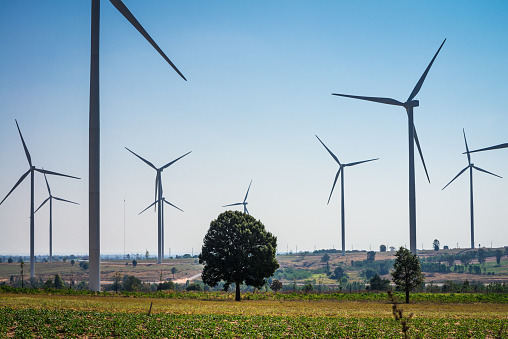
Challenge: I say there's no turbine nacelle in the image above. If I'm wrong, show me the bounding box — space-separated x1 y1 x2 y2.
404 100 419 108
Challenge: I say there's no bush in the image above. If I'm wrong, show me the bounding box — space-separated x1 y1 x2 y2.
186 283 203 291
369 274 390 291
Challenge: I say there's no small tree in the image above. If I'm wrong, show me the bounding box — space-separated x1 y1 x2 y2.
331 266 346 280
132 259 137 267
391 247 424 303
389 246 396 252
478 248 487 265
367 251 376 262
171 267 177 279
114 272 122 293
369 274 390 291
495 249 503 265
433 239 440 251
302 281 313 293
380 244 387 252
270 279 283 292
123 275 142 291
54 274 65 289
8 257 13 263
321 253 330 263
199 211 279 301
20 261 24 288
70 259 75 266
445 254 455 267
145 250 149 260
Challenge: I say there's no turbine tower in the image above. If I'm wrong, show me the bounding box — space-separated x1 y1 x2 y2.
34 172 79 262
315 135 378 256
442 129 502 249
0 120 80 278
332 39 446 254
139 196 183 260
88 0 187 291
223 180 252 214
125 147 190 263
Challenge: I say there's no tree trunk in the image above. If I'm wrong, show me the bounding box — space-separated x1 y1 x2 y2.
405 288 410 303
235 282 241 301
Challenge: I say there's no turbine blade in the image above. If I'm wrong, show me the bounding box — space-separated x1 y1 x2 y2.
413 127 431 183
163 199 184 212
463 129 471 165
139 200 158 215
15 120 32 167
332 93 404 106
35 168 80 180
407 39 446 102
442 166 468 190
53 197 79 205
472 165 502 179
223 202 243 207
0 169 31 205
345 158 379 167
34 197 50 214
315 135 341 165
466 143 508 154
245 205 249 215
125 147 157 170
327 167 341 205
243 180 252 203
42 171 51 195
109 0 187 81
160 151 192 171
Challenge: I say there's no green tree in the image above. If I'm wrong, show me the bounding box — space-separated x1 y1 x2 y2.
478 248 486 265
132 259 137 267
321 253 330 262
54 274 65 289
331 266 346 280
445 254 455 267
433 239 440 251
302 281 313 293
70 259 75 266
186 283 203 291
270 279 283 292
495 249 503 265
20 261 24 288
391 247 425 303
367 251 376 262
171 267 177 279
380 244 387 252
114 272 122 293
123 275 142 291
369 274 390 291
8 257 13 263
145 250 149 260
199 211 279 301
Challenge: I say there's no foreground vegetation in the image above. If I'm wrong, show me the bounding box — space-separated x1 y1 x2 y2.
1 290 507 338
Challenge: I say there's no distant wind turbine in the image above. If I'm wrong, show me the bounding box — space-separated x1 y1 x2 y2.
125 147 190 263
223 180 252 214
315 135 378 256
139 197 183 259
332 39 446 254
0 120 80 278
442 129 502 249
88 0 187 291
34 172 79 262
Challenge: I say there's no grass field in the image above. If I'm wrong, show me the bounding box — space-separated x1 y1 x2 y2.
1 292 507 338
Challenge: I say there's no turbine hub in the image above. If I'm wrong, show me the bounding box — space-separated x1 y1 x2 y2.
405 100 419 108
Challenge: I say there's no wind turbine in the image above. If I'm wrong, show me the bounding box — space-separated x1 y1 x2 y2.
125 147 190 264
315 135 378 256
332 39 446 254
442 129 502 249
139 197 183 259
34 172 79 262
88 0 187 290
0 120 80 278
223 180 252 214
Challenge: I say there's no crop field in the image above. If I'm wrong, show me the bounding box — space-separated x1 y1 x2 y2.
1 292 507 338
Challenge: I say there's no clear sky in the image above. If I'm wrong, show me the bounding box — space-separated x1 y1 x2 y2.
1 1 507 257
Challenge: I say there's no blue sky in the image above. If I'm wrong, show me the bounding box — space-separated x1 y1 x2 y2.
1 1 507 257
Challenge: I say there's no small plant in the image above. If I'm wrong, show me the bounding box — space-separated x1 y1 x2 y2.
388 291 413 339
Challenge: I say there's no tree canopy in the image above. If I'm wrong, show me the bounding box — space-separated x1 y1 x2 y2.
199 211 279 301
391 247 425 303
